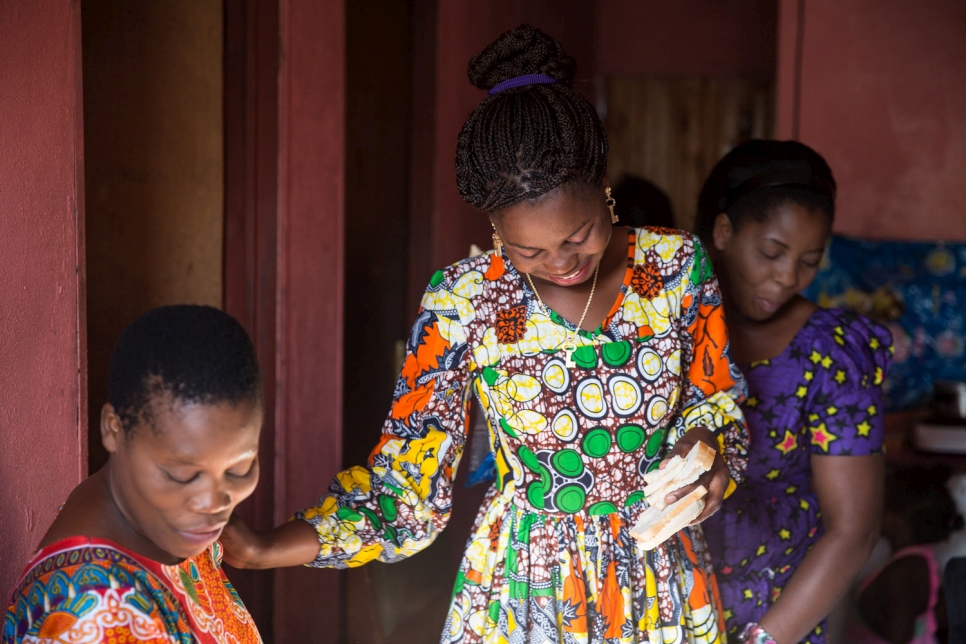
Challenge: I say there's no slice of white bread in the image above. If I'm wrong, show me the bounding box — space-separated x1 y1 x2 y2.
630 485 707 550
629 442 718 550
642 441 716 510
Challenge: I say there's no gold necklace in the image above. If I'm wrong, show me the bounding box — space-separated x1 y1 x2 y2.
526 262 600 368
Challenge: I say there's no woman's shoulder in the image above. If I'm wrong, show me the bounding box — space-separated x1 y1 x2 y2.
8 537 148 608
425 250 505 291
632 226 702 254
418 252 507 332
13 536 148 588
631 227 711 282
36 472 123 549
806 307 893 349
801 307 894 382
5 537 177 642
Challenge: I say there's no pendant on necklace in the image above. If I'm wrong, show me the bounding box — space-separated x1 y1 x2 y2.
561 336 578 368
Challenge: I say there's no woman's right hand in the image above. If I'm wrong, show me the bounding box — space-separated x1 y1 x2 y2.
657 425 729 524
220 514 322 569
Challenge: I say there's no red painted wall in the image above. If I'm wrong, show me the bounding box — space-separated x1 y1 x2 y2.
0 1 87 595
272 0 345 641
595 0 777 78
776 0 966 241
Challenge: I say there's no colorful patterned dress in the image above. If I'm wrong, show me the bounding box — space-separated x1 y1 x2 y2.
702 308 893 643
3 537 262 644
297 228 749 643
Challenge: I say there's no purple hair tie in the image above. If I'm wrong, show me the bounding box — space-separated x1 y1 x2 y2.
488 73 559 95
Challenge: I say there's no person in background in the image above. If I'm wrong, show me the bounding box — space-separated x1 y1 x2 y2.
222 24 749 644
3 305 265 644
694 139 893 644
611 173 676 229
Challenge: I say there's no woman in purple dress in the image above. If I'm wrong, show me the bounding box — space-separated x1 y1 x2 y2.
695 140 893 644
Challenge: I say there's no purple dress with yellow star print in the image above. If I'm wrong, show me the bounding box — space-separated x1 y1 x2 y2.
702 307 892 644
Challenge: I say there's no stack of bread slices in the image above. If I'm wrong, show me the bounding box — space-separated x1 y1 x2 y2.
630 441 716 550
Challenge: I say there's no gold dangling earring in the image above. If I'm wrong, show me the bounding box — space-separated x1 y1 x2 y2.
605 187 618 224
491 224 503 254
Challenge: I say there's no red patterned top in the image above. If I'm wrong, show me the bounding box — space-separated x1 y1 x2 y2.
3 536 262 644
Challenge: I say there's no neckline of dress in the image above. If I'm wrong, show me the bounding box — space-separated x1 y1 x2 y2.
25 534 200 571
506 227 636 338
742 306 826 370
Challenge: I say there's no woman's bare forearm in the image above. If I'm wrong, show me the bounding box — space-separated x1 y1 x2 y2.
758 525 878 643
223 519 322 570
758 454 883 643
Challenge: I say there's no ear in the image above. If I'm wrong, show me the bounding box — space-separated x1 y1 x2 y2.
100 403 124 454
711 213 734 252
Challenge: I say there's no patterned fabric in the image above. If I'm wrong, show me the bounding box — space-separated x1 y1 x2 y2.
297 228 749 643
702 308 893 643
803 234 966 410
3 537 261 644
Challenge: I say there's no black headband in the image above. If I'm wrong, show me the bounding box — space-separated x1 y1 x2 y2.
719 169 835 213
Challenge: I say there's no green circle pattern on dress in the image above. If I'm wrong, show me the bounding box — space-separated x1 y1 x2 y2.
527 481 547 509
572 345 598 370
551 449 584 478
519 445 553 510
555 484 587 514
616 424 647 453
359 506 381 525
499 417 519 439
581 428 612 458
601 341 632 367
645 427 667 458
518 445 541 471
587 501 618 516
378 494 398 522
525 465 553 510
337 506 362 522
482 366 503 387
624 490 646 507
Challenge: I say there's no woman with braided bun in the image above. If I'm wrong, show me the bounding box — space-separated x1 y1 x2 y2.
221 25 748 643
695 140 893 644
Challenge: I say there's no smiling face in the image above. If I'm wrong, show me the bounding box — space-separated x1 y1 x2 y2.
712 202 831 322
102 396 262 561
491 182 613 287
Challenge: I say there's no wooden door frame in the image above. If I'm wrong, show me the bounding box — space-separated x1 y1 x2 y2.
223 0 345 640
223 0 280 636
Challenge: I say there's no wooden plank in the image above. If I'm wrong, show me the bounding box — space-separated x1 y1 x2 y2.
605 77 774 231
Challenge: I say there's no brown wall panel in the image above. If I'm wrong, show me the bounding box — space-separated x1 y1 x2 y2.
605 77 774 230
83 0 224 469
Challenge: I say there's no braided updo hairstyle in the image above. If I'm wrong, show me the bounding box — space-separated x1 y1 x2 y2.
694 139 837 244
455 25 608 212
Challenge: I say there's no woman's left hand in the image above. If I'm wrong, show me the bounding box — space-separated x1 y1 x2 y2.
655 425 729 524
220 514 322 570
220 514 267 569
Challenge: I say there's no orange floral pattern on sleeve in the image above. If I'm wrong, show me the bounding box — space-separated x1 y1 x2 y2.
631 262 664 300
495 305 528 344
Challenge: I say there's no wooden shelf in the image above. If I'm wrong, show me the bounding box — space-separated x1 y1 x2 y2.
884 410 966 470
